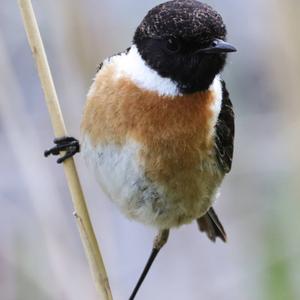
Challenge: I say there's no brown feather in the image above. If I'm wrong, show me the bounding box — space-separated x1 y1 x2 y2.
197 207 227 242
81 63 223 222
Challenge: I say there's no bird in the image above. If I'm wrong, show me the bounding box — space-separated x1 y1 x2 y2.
45 0 236 299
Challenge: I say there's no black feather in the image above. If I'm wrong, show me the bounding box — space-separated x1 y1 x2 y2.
215 80 235 173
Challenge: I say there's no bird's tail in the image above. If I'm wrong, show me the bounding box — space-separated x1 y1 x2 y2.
197 207 227 242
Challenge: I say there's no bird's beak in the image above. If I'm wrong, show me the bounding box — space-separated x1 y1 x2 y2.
195 39 237 54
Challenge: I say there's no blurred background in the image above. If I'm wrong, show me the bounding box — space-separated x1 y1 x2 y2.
1 0 300 299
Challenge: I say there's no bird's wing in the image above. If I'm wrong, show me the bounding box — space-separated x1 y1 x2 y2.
197 81 234 243
214 80 235 173
96 47 131 73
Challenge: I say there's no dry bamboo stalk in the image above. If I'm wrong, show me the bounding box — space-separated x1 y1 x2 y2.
17 1 113 299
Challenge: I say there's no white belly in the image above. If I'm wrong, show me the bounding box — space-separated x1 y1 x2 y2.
82 135 223 229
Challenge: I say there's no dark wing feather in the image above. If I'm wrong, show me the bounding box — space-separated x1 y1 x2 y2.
215 80 235 173
197 207 227 242
196 81 234 242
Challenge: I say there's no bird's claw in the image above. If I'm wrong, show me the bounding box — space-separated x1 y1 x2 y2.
44 136 80 164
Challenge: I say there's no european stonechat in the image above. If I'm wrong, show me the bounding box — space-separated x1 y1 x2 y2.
45 1 236 299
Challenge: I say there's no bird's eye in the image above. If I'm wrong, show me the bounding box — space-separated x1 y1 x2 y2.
165 37 181 53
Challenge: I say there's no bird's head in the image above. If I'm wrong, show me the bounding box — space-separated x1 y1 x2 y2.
133 0 236 93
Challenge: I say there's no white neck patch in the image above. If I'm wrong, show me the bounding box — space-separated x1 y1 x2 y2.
209 74 222 117
107 44 223 107
112 45 180 97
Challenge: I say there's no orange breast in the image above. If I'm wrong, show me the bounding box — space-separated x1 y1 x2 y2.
81 64 219 192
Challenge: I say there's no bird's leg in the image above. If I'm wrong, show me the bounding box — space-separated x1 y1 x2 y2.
129 229 169 300
44 136 80 164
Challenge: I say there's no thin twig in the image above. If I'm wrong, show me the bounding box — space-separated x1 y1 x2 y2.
17 1 113 299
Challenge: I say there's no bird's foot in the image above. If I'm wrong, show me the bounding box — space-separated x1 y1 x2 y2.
129 229 169 300
44 136 80 164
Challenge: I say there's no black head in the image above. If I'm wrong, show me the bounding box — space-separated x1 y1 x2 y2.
133 0 236 93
